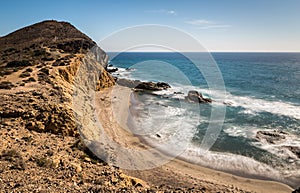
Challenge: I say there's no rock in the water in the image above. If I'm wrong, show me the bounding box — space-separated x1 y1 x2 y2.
107 67 118 73
284 146 300 158
135 81 171 91
185 90 212 103
116 78 171 91
256 130 287 144
293 187 300 193
116 78 142 88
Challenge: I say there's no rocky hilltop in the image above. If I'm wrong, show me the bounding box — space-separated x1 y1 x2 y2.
0 20 114 137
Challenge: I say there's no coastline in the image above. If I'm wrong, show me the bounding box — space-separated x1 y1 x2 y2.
95 85 293 193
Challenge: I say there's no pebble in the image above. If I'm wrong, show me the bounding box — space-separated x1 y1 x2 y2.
70 162 82 173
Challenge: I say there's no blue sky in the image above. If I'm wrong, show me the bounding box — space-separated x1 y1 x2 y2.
1 0 300 52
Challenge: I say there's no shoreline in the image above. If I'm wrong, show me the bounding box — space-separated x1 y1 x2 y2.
95 85 293 193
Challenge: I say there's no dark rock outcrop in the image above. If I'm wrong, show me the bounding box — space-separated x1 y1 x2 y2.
256 130 287 144
107 67 118 73
116 78 171 91
293 187 300 193
135 81 171 91
185 90 212 103
116 78 142 88
284 146 300 158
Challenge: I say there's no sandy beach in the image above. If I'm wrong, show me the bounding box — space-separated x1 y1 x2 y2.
95 85 293 193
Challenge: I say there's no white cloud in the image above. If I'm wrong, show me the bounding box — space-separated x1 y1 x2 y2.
145 9 177 15
186 19 231 29
198 24 231 29
186 19 212 25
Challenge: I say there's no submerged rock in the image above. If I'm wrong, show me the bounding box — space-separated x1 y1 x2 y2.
256 130 287 144
284 146 300 159
185 90 212 103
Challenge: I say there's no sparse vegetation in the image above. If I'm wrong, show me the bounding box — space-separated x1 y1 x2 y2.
4 48 17 53
33 49 46 57
28 77 36 82
25 68 33 72
53 61 66 66
36 157 54 168
6 60 31 67
19 71 31 78
0 149 26 170
39 67 49 75
29 44 36 49
41 57 55 61
0 68 14 76
23 47 30 51
0 81 14 89
23 77 36 83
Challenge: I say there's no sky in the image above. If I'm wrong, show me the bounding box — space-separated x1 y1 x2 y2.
0 0 300 52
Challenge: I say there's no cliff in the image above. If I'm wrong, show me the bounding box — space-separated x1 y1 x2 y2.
0 21 150 192
0 20 114 137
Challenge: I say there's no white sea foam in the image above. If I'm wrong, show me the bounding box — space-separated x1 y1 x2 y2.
223 126 257 138
108 66 135 79
111 61 300 121
128 83 300 186
128 96 199 137
161 83 300 120
252 131 300 160
224 94 300 120
179 145 300 186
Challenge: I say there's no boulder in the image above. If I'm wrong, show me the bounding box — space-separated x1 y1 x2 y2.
107 67 118 73
135 82 170 91
116 78 171 91
185 90 212 103
156 82 171 90
116 78 142 88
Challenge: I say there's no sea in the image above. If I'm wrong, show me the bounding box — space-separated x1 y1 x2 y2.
107 52 300 187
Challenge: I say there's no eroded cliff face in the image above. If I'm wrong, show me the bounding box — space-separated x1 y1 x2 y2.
0 20 115 137
0 21 153 192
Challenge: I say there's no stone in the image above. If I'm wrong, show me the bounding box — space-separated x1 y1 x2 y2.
135 81 171 91
70 163 82 173
185 90 212 103
293 187 300 193
256 130 287 144
284 146 300 158
107 67 118 73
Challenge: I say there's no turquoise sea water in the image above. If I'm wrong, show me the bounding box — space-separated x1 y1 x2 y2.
108 52 300 187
